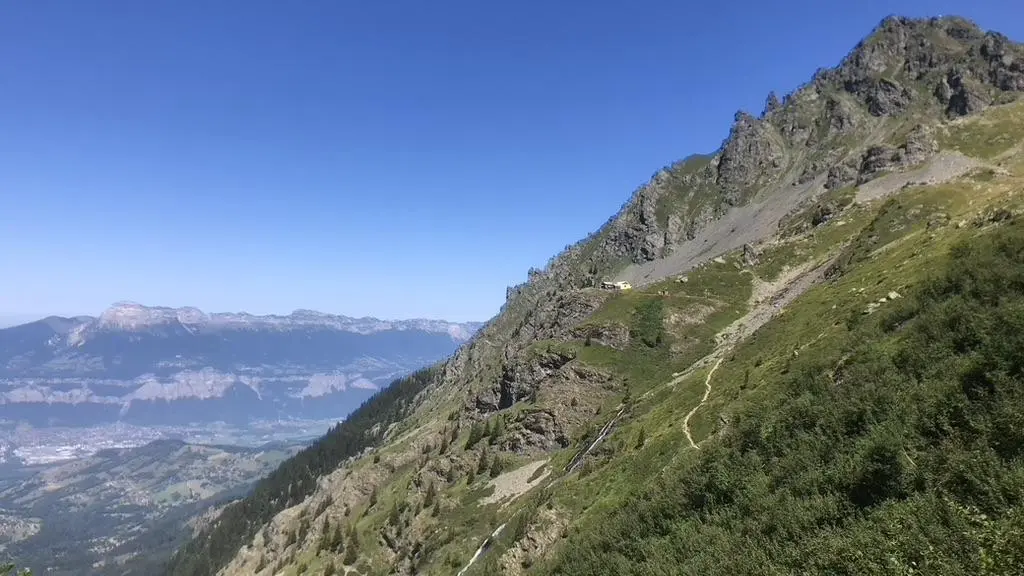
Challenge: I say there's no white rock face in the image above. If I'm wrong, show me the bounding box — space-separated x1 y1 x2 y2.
127 369 255 402
2 384 116 405
293 373 379 398
79 301 482 339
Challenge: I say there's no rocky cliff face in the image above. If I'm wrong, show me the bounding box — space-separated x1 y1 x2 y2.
582 16 1024 274
166 15 1024 576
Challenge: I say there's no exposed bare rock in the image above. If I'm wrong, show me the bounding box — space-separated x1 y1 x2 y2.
716 112 786 202
822 96 861 136
982 33 1024 91
570 322 631 350
827 161 860 190
510 290 609 351
664 213 686 247
935 76 954 104
509 409 571 451
945 70 989 116
862 78 914 116
822 16 1024 118
856 124 939 184
859 144 903 181
742 243 760 267
473 345 589 415
500 507 569 575
491 360 617 453
903 124 939 163
762 91 782 116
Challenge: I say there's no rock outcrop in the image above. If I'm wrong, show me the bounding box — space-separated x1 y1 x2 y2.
831 16 1024 118
473 349 577 414
570 322 631 350
716 112 787 201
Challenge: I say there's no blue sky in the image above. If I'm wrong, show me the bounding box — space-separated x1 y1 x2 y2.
0 1 1020 323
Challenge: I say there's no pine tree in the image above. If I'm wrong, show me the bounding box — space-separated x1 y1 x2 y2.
424 482 437 508
465 422 486 449
332 524 345 552
317 517 331 552
636 427 647 449
388 502 401 527
488 417 504 445
489 455 504 478
477 446 490 475
342 528 359 565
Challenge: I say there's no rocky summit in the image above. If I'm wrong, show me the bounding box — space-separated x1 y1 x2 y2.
147 15 1024 576
0 303 481 427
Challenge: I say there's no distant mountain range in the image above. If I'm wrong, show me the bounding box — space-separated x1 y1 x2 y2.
0 302 483 427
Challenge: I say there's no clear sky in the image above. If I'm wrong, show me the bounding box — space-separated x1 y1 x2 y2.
0 1 1020 323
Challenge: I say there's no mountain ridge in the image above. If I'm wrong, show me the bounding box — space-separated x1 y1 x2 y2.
153 14 1024 576
0 303 482 426
18 301 484 340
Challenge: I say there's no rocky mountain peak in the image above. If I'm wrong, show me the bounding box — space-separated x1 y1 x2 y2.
97 301 207 330
825 15 1024 117
716 111 785 199
77 302 483 340
574 16 1023 275
841 16 983 78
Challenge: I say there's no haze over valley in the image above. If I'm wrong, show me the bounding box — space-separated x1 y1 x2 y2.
0 302 477 573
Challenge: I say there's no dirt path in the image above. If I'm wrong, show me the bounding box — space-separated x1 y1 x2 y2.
725 260 825 345
456 260 833 575
646 259 829 398
682 358 722 449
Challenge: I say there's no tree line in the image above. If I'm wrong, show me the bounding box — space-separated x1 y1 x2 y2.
163 365 442 576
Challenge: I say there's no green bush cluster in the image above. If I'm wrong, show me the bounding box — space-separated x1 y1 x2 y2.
540 221 1024 575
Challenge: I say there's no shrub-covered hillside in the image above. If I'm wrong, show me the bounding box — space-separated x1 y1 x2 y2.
540 219 1024 575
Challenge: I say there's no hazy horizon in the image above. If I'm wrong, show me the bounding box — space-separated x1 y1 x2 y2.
0 303 490 329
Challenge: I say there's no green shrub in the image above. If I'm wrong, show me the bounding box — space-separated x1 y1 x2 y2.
540 221 1024 575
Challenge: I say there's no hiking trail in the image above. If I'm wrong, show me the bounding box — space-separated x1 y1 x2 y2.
683 358 722 449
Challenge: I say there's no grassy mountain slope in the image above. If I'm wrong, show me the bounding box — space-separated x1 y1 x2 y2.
165 15 1024 576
